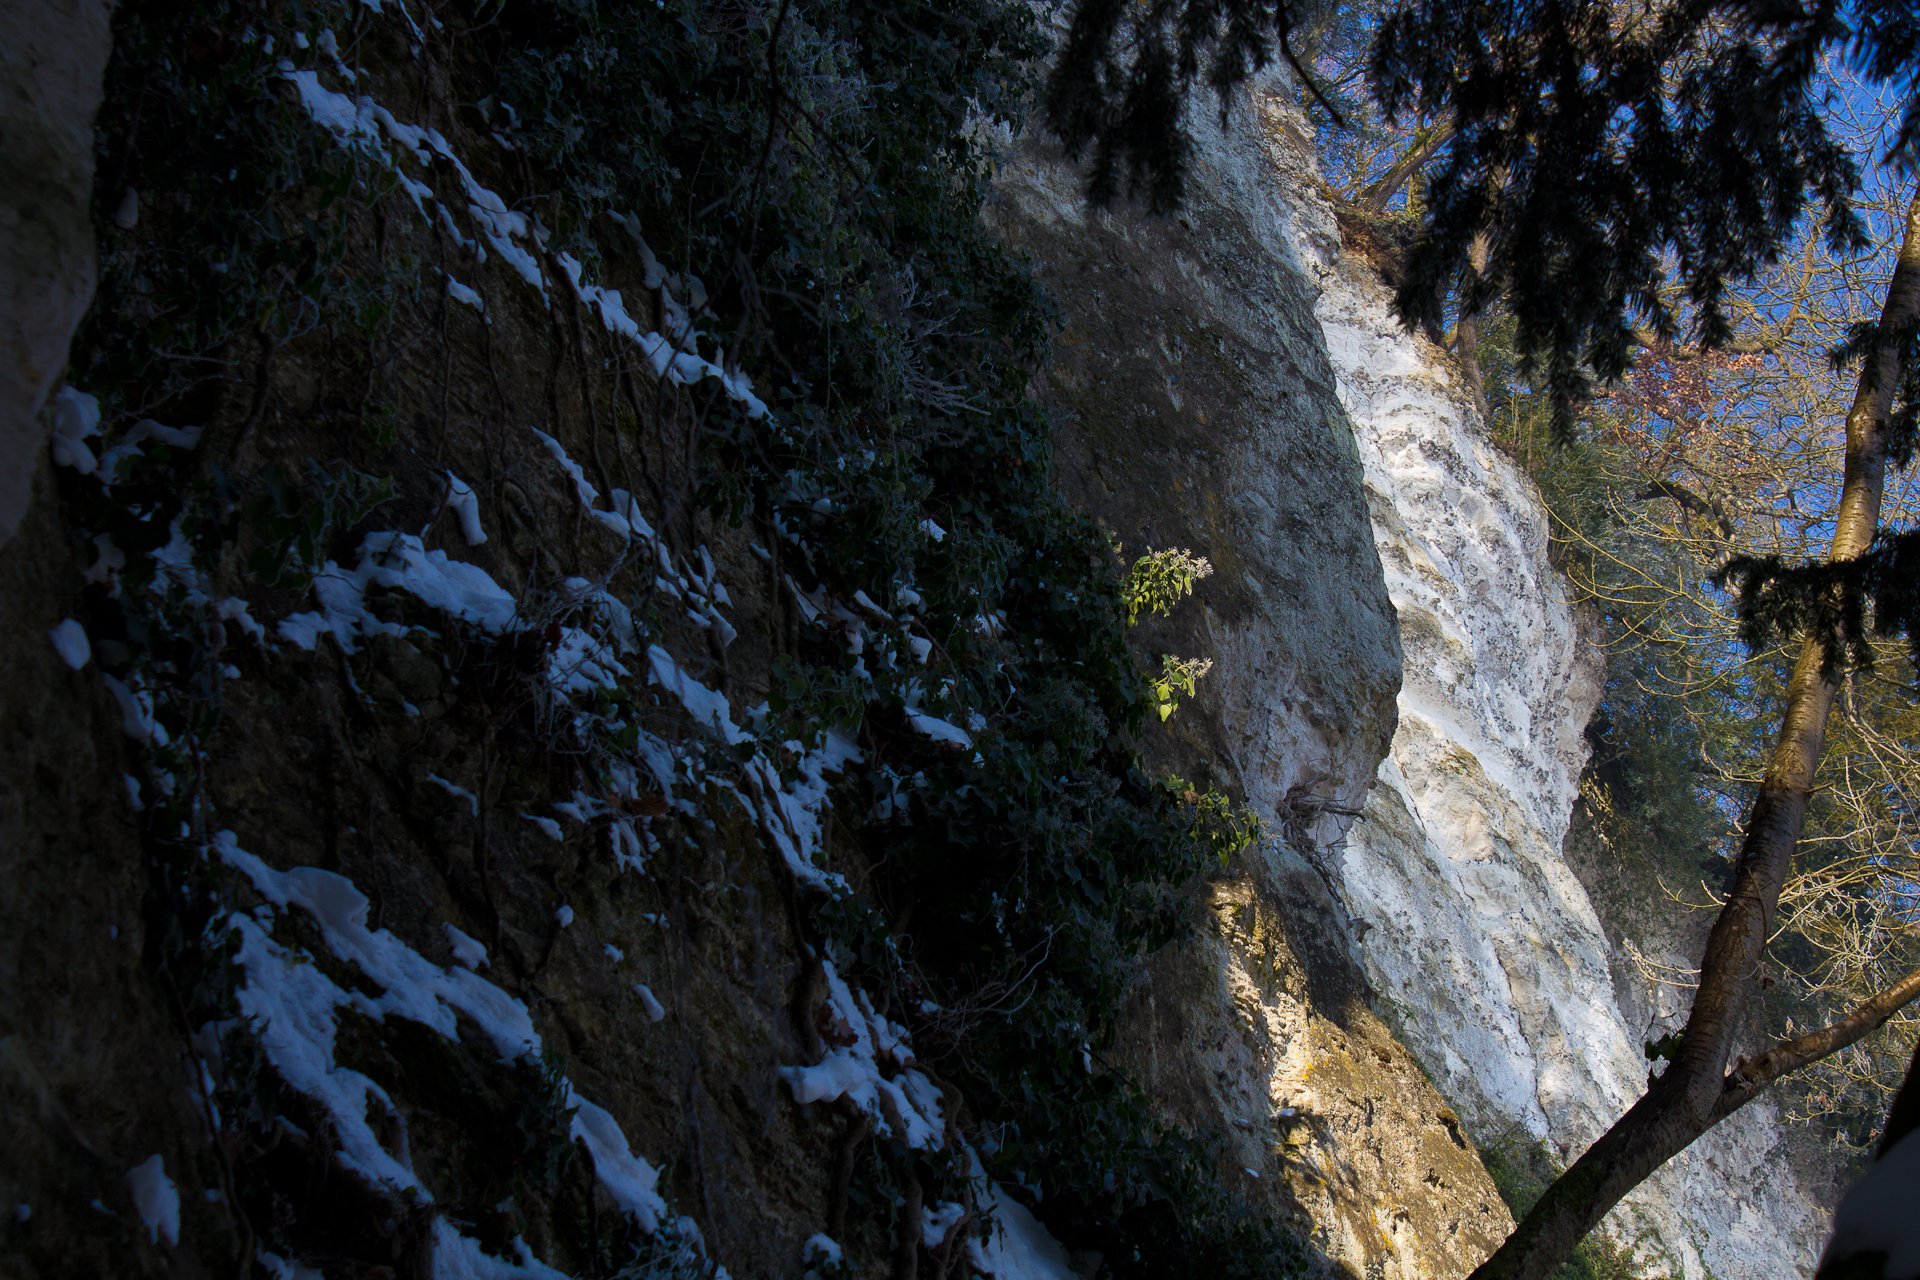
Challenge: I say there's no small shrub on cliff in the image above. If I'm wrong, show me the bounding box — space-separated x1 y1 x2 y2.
1122 547 1214 625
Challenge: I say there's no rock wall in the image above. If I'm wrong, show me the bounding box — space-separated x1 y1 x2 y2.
997 69 1835 1275
992 86 1517 1279
0 11 186 1280
0 0 112 546
0 0 1836 1273
1258 91 1830 1279
0 4 1514 1276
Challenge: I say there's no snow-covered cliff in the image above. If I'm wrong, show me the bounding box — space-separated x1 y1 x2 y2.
1261 92 1829 1280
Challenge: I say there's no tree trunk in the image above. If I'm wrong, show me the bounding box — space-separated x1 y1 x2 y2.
1468 182 1920 1280
1452 231 1492 416
1357 121 1453 214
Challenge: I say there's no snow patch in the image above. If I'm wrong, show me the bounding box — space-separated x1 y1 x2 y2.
922 1201 966 1248
100 673 168 745
278 533 519 652
803 1234 844 1272
444 924 488 970
970 1185 1076 1280
48 619 91 670
904 711 971 749
445 275 487 317
213 832 695 1265
425 773 479 816
429 1221 569 1280
49 387 101 474
444 472 487 546
567 1094 667 1232
125 1155 180 1247
778 958 943 1149
283 65 775 421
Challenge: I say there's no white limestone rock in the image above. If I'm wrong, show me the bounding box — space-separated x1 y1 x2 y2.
1262 89 1827 1280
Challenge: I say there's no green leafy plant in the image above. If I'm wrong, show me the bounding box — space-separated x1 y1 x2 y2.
244 460 395 589
1150 654 1214 722
1164 775 1264 867
1120 548 1217 719
1122 547 1214 625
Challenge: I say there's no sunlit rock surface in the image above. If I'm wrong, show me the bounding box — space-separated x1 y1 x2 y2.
996 67 1831 1273
993 78 1522 1278
1262 93 1826 1280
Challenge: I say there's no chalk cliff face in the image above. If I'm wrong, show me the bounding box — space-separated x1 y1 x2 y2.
996 72 1835 1276
1265 113 1626 1150
1259 96 1830 1280
993 82 1519 1280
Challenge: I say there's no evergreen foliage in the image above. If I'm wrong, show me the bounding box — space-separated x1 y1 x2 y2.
1046 0 1920 427
1718 318 1920 682
1720 528 1920 680
1043 0 1341 209
71 0 1301 1272
1367 0 1872 422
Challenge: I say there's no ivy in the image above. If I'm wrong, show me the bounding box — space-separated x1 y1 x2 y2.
66 0 1301 1271
243 460 395 590
469 1 1297 1272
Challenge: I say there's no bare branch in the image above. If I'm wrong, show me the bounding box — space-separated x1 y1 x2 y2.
1356 121 1451 214
1714 966 1920 1120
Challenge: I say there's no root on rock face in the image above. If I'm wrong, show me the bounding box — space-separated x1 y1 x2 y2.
825 1108 871 1243
879 1137 922 1280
